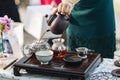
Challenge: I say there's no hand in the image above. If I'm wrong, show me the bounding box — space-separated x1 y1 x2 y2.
52 2 72 16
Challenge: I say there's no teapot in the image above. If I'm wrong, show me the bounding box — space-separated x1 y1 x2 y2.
45 13 69 34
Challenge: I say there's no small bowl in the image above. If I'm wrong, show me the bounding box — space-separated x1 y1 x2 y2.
35 50 53 65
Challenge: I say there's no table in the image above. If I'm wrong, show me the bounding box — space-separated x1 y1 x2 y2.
25 5 61 39
0 58 120 80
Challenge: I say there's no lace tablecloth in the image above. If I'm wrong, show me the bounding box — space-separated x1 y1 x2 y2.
0 58 120 80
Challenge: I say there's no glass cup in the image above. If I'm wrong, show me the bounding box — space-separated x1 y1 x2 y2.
76 47 88 59
32 39 50 51
23 44 35 57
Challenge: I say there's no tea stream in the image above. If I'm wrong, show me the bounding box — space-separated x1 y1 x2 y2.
38 29 50 43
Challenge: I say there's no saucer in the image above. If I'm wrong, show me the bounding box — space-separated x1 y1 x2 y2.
114 60 120 67
111 69 120 77
63 54 82 64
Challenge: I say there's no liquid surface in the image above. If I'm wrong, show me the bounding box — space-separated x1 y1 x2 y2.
36 50 53 56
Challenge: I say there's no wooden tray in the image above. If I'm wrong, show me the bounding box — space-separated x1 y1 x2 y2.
13 52 101 80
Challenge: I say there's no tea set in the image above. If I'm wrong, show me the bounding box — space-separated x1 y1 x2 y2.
24 13 89 65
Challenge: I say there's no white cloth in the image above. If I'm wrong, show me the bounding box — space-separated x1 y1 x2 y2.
7 22 24 59
8 33 23 59
25 5 61 40
10 22 24 48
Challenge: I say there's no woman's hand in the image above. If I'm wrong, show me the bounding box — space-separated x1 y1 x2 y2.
52 2 72 16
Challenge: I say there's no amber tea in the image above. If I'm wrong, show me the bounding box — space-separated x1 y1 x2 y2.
52 50 67 59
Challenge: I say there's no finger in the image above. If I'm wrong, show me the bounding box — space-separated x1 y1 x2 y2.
64 4 71 15
58 3 63 13
61 4 67 15
52 8 58 15
67 5 72 15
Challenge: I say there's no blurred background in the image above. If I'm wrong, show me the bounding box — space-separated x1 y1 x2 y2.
16 0 120 50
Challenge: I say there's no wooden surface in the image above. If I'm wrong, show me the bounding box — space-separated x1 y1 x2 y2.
13 52 101 80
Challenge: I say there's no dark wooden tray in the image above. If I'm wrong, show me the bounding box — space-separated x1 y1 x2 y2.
13 52 101 80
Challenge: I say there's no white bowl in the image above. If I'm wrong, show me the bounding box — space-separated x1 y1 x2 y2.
35 50 53 65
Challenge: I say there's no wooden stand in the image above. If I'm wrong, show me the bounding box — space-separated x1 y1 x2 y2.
13 52 101 80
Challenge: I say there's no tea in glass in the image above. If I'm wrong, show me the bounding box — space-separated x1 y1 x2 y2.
76 47 88 59
52 38 66 59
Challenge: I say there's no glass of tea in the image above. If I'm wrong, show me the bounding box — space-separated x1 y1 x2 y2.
76 47 88 59
52 38 66 59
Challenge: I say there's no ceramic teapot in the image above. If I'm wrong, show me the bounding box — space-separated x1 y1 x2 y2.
45 13 69 34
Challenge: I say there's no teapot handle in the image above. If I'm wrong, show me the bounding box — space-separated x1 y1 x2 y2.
58 12 70 21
